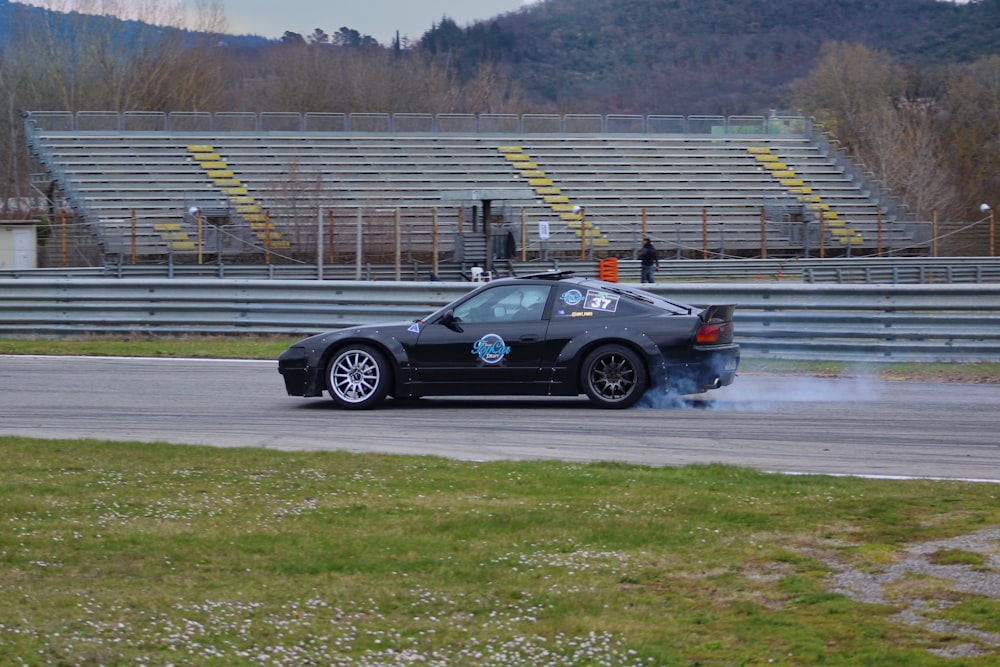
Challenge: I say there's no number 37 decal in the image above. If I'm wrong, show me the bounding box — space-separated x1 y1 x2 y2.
584 290 619 312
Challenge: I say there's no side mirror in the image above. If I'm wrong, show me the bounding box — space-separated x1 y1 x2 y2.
440 309 462 331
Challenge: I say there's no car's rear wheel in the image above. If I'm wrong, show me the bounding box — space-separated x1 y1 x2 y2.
326 345 391 409
581 344 647 408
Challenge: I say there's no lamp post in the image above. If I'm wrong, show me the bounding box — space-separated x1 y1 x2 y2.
188 206 203 265
573 205 587 260
981 203 995 257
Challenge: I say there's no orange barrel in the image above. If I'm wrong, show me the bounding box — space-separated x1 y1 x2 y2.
598 257 619 282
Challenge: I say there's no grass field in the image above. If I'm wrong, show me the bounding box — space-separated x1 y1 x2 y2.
2 337 998 664
1 437 998 665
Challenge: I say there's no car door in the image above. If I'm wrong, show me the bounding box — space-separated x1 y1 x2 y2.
409 283 553 393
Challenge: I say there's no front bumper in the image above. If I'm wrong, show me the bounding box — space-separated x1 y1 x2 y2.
277 346 326 397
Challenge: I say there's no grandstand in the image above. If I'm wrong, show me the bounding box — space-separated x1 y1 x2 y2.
24 111 931 273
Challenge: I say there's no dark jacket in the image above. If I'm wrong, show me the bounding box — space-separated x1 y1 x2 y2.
640 242 659 267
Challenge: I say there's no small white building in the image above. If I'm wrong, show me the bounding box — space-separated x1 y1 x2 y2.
0 223 38 269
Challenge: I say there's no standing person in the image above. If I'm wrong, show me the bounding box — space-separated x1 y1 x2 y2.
640 237 659 283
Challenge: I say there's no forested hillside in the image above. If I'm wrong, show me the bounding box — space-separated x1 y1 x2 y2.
418 0 1000 114
3 0 997 116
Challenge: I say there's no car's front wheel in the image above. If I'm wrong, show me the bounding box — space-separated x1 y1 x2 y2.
326 345 391 409
581 344 647 408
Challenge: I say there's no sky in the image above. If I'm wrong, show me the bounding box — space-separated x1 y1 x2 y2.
16 1 542 45
225 0 540 43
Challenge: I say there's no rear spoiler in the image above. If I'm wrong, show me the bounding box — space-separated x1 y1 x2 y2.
700 304 736 323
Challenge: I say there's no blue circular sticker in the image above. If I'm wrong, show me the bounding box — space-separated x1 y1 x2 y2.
561 289 584 306
472 334 511 364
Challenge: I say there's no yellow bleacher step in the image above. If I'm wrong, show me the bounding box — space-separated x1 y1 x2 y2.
514 161 537 169
780 178 804 187
592 237 610 247
504 153 532 162
765 162 788 170
789 187 812 195
225 187 248 196
154 223 182 231
160 231 189 241
544 195 569 204
551 203 575 212
536 186 561 195
771 169 796 178
170 241 196 249
754 154 779 162
520 169 546 178
199 161 227 169
560 212 582 221
747 146 771 154
231 195 255 205
207 170 234 179
497 145 522 153
529 177 553 187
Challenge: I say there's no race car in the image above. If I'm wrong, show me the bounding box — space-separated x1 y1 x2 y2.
278 271 739 409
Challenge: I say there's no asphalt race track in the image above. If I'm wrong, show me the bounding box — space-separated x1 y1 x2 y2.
2 355 998 482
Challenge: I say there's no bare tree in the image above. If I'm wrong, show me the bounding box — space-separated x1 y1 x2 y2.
12 0 230 111
791 41 906 153
940 55 1000 217
458 60 528 114
0 36 36 215
863 102 961 221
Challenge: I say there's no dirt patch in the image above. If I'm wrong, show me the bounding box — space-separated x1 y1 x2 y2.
812 527 1000 658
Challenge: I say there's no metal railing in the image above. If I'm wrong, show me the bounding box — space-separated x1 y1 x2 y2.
26 111 812 136
5 257 1000 284
1 277 998 362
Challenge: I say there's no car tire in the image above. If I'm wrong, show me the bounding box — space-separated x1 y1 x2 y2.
581 344 647 409
326 345 391 409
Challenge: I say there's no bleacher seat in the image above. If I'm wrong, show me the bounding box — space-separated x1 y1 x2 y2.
25 115 917 263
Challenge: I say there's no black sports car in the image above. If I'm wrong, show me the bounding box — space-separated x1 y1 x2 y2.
278 271 739 409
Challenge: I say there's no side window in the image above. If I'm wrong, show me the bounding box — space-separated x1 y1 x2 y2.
452 284 551 323
513 285 550 321
552 285 625 319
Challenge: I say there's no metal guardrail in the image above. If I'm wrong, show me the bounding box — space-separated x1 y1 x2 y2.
4 257 1000 284
1 278 998 363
